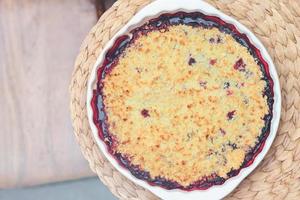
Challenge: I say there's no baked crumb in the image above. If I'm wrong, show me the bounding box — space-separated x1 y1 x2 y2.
98 21 272 188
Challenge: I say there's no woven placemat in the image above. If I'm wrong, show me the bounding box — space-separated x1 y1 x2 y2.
70 0 300 199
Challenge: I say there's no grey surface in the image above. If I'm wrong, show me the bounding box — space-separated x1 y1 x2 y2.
0 177 117 200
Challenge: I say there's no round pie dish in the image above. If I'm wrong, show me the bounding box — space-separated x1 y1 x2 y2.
87 0 281 199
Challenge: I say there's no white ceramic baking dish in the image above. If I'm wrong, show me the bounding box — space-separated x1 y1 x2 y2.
86 0 281 199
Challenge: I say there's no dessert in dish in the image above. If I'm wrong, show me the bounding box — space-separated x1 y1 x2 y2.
91 12 274 190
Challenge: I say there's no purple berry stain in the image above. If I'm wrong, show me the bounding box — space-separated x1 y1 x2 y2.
220 128 226 136
227 110 236 120
226 90 233 96
141 109 150 118
188 57 196 66
210 59 217 65
233 58 246 71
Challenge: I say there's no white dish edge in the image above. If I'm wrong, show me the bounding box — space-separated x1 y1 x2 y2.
86 0 281 199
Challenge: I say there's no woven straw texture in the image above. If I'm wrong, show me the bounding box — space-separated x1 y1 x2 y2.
70 0 300 199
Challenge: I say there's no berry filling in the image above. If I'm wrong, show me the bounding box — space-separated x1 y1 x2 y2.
91 12 274 191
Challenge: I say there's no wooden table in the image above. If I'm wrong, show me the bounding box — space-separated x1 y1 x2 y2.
0 0 112 188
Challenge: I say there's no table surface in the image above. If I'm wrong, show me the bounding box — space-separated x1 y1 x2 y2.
0 178 117 200
0 0 114 188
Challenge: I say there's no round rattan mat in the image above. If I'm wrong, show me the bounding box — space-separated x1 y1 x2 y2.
70 0 300 199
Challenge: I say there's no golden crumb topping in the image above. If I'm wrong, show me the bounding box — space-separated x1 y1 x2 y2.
102 25 269 186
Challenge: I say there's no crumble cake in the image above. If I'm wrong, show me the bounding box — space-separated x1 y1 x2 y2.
92 12 274 190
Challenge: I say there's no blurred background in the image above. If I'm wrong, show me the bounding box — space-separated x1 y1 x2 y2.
0 0 117 199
